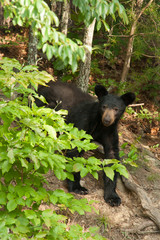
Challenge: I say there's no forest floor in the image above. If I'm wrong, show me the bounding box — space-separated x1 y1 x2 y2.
0 27 160 240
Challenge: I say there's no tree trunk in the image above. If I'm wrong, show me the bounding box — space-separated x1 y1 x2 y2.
121 0 154 83
121 20 137 83
60 0 70 36
27 26 38 65
76 18 96 92
0 3 11 27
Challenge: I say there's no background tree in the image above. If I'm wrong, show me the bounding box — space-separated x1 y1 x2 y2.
27 26 38 65
121 0 154 83
77 18 96 92
1 0 128 91
60 0 70 35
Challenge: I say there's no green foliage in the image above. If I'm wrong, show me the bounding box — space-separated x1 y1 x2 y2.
151 144 159 149
129 64 160 99
120 143 138 168
1 0 86 73
1 0 129 74
136 107 158 123
93 44 113 60
125 2 160 99
126 106 159 123
97 215 109 231
147 173 160 182
0 57 130 238
103 159 129 180
73 0 128 26
0 58 106 239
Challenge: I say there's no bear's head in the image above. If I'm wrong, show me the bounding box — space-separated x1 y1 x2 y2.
95 85 135 127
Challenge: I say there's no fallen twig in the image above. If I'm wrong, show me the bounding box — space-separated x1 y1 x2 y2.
129 103 144 107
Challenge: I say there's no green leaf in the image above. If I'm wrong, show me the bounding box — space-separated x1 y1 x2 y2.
116 165 128 178
71 55 78 73
87 157 101 165
103 159 119 166
15 225 30 234
102 20 110 32
7 199 17 212
7 148 15 164
30 154 40 170
46 44 55 60
35 231 47 238
19 158 28 169
66 172 74 181
8 184 15 193
0 192 7 204
128 149 136 158
44 125 57 139
91 171 98 180
73 163 83 172
51 11 59 27
17 16 23 26
50 195 58 205
109 2 116 20
97 20 102 31
54 168 67 180
42 209 53 218
110 2 116 14
42 43 48 53
2 160 12 174
71 205 85 215
24 210 37 219
80 168 88 178
104 167 114 180
78 47 85 62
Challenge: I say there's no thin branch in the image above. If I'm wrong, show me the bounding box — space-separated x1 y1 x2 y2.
141 54 160 59
108 32 159 38
135 0 154 23
129 103 144 107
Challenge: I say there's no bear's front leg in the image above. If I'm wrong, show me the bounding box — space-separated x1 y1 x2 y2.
67 172 88 195
103 138 121 207
103 171 121 207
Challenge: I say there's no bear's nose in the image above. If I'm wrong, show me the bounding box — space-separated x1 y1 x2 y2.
103 116 112 126
102 110 115 127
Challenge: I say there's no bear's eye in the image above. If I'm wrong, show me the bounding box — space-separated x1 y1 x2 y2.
102 105 107 111
114 107 118 112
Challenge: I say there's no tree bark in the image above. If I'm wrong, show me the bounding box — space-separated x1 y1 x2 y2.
121 20 137 83
27 26 38 65
60 0 70 36
122 174 160 229
0 3 11 27
121 0 154 83
76 18 96 92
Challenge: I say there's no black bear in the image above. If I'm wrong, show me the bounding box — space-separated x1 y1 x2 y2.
37 81 135 207
35 81 93 111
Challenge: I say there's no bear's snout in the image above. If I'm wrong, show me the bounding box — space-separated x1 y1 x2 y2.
102 109 115 127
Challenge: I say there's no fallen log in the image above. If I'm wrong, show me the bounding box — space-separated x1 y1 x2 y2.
121 174 160 230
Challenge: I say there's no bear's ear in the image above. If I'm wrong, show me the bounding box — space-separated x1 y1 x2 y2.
95 85 108 99
121 92 136 106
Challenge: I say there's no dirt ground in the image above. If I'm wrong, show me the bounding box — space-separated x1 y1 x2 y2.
0 27 160 239
42 121 160 240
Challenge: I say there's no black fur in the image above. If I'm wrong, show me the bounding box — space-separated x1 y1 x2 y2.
37 81 135 207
